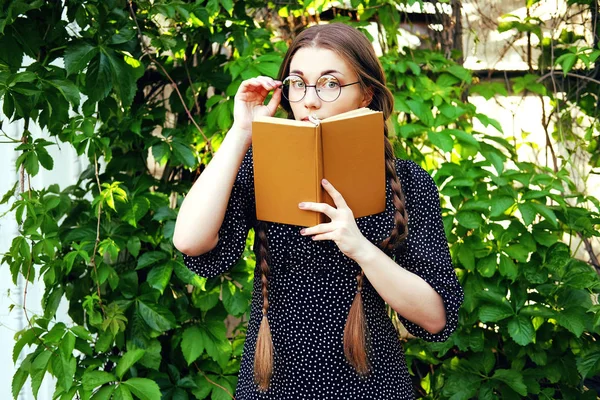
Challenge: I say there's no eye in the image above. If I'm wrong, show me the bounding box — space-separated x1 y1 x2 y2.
318 76 340 90
285 77 305 89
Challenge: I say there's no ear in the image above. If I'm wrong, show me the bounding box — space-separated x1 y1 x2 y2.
360 88 374 107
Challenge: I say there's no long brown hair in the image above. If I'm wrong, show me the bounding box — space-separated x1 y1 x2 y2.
253 23 409 391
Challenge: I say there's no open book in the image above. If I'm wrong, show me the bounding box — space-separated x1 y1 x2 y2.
251 108 386 227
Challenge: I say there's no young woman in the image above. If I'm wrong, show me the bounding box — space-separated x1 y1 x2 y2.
174 23 463 400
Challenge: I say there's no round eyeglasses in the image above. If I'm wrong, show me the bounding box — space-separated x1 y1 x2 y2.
281 74 360 103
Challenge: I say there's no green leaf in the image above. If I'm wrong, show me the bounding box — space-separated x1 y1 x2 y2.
210 375 236 400
171 139 197 168
90 384 116 400
255 62 279 77
152 142 170 166
222 280 251 316
65 42 99 76
12 365 28 400
138 340 162 371
71 325 92 341
59 331 76 359
490 195 514 217
445 129 480 148
508 315 535 346
457 244 475 270
136 251 167 269
13 328 38 363
499 254 518 280
456 211 482 229
31 351 52 398
181 326 204 365
127 237 141 258
173 260 206 289
86 52 112 102
491 369 527 396
122 378 162 400
504 244 529 263
479 304 513 322
104 49 136 106
116 349 146 380
577 351 600 379
147 264 173 294
427 130 454 152
123 196 150 228
531 202 558 227
114 385 133 400
82 370 116 392
519 305 556 318
52 353 76 392
407 99 434 126
201 319 232 369
475 113 503 133
50 79 81 107
556 53 577 75
136 300 177 332
556 311 585 337
447 65 472 83
476 254 497 278
23 151 40 177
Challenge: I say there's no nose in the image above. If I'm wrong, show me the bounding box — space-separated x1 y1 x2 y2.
303 86 321 109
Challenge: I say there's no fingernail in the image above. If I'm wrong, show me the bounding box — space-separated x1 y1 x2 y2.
322 179 329 185
300 228 306 235
298 202 305 208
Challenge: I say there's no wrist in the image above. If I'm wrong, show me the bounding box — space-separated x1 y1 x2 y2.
351 238 379 266
227 123 252 148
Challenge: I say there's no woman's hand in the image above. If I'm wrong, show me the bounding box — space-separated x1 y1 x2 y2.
232 76 282 142
298 179 371 261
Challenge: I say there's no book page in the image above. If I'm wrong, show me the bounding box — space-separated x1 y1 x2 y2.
320 111 386 219
321 107 377 123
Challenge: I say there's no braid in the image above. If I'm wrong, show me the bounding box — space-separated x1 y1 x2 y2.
343 135 408 377
254 221 273 391
380 137 409 251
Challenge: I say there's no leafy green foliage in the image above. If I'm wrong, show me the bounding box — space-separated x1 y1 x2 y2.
1 1 599 399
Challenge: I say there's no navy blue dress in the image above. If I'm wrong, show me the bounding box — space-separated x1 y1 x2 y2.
183 148 463 399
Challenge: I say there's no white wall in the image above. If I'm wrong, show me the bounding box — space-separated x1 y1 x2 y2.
0 117 86 400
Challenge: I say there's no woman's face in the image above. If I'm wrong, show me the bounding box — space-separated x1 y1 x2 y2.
287 47 371 121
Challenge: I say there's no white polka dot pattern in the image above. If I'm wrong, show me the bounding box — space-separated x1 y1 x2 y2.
183 148 463 399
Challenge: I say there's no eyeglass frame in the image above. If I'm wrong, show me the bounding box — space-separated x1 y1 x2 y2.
281 74 361 103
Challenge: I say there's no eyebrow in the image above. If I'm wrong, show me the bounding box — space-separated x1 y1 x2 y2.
290 69 345 76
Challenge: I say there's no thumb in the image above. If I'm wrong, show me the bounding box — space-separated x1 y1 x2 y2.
265 87 282 116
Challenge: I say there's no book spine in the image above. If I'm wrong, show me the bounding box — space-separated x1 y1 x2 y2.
315 125 324 225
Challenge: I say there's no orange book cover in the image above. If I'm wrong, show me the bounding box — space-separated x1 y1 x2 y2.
252 108 386 227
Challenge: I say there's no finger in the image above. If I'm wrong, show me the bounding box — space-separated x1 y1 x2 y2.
238 78 271 97
310 232 334 241
266 86 282 115
256 76 280 89
321 179 348 209
299 201 337 219
300 222 332 236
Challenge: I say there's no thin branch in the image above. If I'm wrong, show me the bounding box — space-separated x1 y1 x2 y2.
91 154 104 308
194 363 236 400
537 71 600 86
127 0 213 155
183 54 202 115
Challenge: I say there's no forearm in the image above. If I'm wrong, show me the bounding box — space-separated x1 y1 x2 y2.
354 240 446 334
173 126 250 256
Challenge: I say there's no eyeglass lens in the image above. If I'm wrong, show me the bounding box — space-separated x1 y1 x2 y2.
282 75 342 102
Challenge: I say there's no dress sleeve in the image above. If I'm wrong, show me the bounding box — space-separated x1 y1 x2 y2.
393 159 463 342
181 148 256 278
